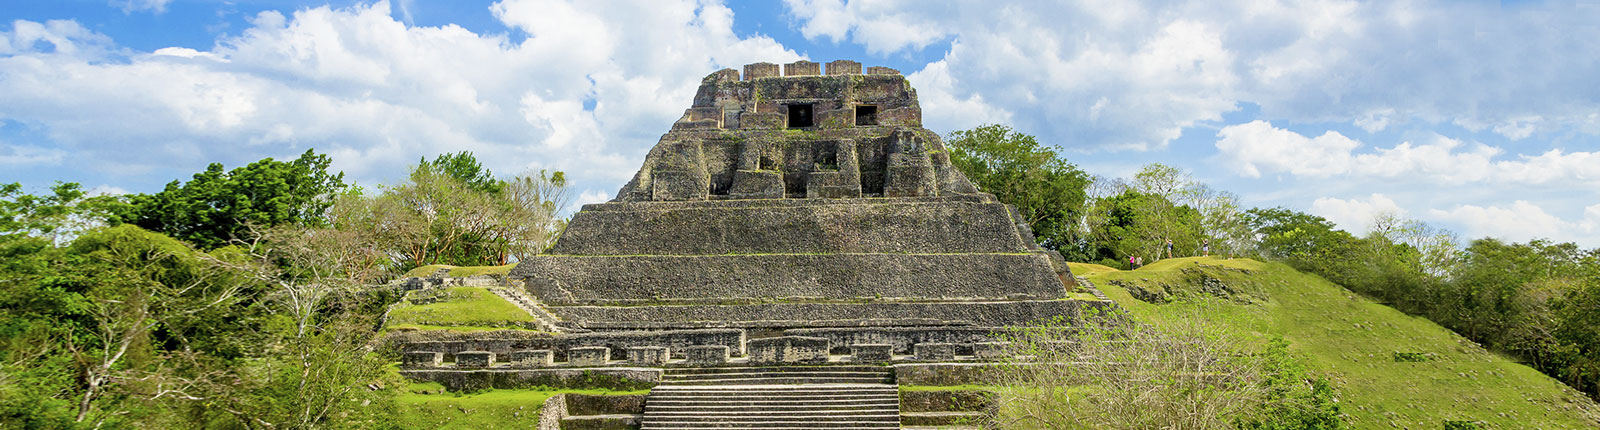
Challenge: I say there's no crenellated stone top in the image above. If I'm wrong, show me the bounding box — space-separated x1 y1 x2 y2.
612 60 976 202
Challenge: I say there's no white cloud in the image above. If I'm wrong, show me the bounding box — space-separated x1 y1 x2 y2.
1310 194 1405 235
0 143 67 166
87 185 129 196
1430 201 1600 246
113 0 172 14
0 0 800 197
785 0 1600 149
1215 120 1600 185
1215 120 1358 178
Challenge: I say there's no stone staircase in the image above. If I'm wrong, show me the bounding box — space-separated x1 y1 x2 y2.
486 285 566 333
641 366 900 429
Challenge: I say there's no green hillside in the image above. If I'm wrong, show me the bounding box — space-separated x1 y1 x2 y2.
1078 257 1600 429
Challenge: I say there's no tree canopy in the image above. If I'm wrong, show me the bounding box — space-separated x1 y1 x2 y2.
946 124 1091 258
126 149 347 249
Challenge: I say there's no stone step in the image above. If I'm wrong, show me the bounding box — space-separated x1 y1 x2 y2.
667 371 888 378
900 411 989 427
647 403 897 412
648 399 897 407
665 365 888 375
643 416 901 424
662 377 893 385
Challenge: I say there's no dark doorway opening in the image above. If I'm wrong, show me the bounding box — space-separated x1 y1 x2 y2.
855 105 878 126
787 104 814 128
814 141 839 171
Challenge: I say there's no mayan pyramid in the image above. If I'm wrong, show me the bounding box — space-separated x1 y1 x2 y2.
506 59 1089 332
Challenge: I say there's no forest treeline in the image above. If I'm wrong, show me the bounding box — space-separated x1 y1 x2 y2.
946 124 1600 402
1 124 1597 427
0 151 569 428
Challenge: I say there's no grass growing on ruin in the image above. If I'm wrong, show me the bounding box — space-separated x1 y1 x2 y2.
387 287 536 330
401 264 517 278
393 381 645 430
1085 256 1600 429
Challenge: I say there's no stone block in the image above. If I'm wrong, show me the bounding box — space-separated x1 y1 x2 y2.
403 351 443 368
626 346 670 366
739 112 783 129
806 171 862 198
826 60 862 75
784 60 820 76
455 350 495 368
706 68 739 83
973 342 1011 360
915 343 956 361
867 66 900 75
651 170 707 201
743 62 779 80
851 343 892 363
747 336 830 365
568 347 611 366
508 349 554 368
683 345 730 365
728 169 785 199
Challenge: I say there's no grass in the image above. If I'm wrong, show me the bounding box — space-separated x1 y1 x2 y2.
393 381 646 429
387 287 536 329
401 264 517 278
1084 256 1600 429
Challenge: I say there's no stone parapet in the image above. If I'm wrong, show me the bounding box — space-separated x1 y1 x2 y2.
683 345 731 365
568 347 610 366
747 336 830 364
456 350 495 368
850 343 892 363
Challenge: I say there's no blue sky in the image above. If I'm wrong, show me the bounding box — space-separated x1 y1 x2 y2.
2 0 1598 246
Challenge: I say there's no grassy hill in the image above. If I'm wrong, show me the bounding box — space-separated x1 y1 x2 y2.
1075 257 1600 429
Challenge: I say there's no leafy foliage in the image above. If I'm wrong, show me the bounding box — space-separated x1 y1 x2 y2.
127 149 347 249
946 124 1091 258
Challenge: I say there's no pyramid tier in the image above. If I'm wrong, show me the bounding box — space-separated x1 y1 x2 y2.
550 196 1036 255
545 299 1104 330
511 252 1068 306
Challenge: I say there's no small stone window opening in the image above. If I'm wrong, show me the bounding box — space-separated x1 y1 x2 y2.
787 104 814 128
855 105 878 126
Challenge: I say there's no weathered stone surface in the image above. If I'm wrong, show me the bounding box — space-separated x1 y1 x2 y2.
455 350 495 368
742 62 779 80
894 363 1001 386
517 253 1066 305
973 342 1011 360
683 345 730 365
509 350 554 368
403 351 443 368
548 299 1106 330
786 326 1004 355
866 66 900 75
826 60 862 75
727 169 784 199
391 328 743 360
850 343 892 363
915 343 956 361
784 60 820 76
548 198 1030 255
568 347 610 366
402 368 659 392
626 346 670 365
747 336 830 364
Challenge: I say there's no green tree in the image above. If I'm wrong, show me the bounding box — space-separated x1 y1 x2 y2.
127 149 347 249
946 124 1091 258
417 151 503 194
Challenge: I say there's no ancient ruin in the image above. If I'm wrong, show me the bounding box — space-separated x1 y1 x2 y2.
394 60 1109 429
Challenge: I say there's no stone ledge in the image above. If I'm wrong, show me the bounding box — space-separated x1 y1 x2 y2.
549 199 1033 255
517 253 1067 305
548 299 1106 330
401 367 660 392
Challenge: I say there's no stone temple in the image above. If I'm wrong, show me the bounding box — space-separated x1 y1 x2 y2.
397 60 1106 429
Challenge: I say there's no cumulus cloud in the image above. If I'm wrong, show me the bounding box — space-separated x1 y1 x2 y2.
1310 193 1405 235
0 0 800 199
785 0 1600 148
1215 120 1600 185
1430 201 1600 246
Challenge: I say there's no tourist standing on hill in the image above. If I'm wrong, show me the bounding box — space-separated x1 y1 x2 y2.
1165 239 1174 259
1202 238 1211 257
